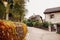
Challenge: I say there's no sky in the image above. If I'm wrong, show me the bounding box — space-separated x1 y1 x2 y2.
25 0 60 19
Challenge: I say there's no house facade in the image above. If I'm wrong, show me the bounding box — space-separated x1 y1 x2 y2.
29 15 43 23
44 7 60 24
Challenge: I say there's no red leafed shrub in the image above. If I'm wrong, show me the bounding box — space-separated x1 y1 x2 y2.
0 20 27 40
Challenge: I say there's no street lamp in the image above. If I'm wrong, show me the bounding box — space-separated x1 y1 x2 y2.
3 0 9 20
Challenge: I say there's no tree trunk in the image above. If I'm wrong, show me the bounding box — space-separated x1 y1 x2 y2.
5 3 10 20
6 13 9 20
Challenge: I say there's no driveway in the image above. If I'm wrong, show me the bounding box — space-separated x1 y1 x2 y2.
26 27 60 40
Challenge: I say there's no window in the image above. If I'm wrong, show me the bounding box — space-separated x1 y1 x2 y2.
50 14 54 19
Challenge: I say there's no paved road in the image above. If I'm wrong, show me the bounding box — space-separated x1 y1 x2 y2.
26 27 60 40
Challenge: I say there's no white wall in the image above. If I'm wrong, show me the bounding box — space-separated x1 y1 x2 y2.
45 12 60 23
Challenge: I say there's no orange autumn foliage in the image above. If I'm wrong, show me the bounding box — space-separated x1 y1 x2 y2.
0 20 27 40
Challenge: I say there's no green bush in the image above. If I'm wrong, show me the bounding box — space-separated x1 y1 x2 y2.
23 19 43 27
34 21 42 27
27 21 33 26
42 22 49 28
23 19 27 24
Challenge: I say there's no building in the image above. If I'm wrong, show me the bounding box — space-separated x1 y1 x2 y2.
29 15 43 23
44 7 60 32
44 7 60 24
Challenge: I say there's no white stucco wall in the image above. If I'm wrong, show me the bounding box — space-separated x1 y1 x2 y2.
45 12 60 23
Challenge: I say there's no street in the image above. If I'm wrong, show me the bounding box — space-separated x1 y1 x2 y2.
26 27 60 40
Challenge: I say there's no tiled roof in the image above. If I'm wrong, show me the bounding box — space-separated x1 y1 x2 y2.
44 7 60 14
29 15 42 20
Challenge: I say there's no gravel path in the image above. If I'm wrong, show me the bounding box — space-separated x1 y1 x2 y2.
26 27 60 40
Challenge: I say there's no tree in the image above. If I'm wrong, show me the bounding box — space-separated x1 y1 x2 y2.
0 0 6 19
0 0 27 21
0 0 12 20
10 0 27 22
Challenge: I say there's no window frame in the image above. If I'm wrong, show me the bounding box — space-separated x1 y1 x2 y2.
50 14 54 19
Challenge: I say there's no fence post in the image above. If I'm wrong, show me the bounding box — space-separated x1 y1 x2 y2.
54 24 57 33
48 25 51 32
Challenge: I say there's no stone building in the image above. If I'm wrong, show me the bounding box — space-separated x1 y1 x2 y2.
44 7 60 24
44 7 60 33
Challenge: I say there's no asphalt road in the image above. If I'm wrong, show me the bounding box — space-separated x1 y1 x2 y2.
26 27 60 40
